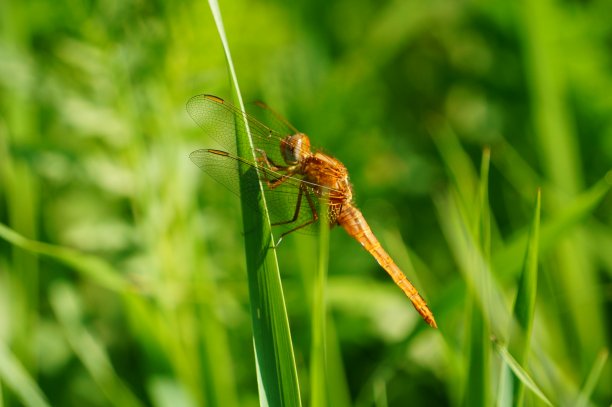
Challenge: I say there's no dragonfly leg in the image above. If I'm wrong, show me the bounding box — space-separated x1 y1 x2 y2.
265 173 292 189
255 148 288 171
272 184 306 226
254 150 299 189
275 183 319 241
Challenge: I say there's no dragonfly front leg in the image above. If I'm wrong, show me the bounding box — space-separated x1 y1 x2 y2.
254 148 298 188
255 148 287 171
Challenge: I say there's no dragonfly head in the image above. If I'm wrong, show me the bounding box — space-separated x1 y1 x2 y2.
280 133 311 165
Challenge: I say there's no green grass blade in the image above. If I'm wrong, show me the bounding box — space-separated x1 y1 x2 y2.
521 0 582 196
493 175 611 278
324 319 351 407
206 1 301 405
436 191 504 334
372 378 388 407
575 349 609 407
463 148 492 407
464 299 489 407
0 223 131 293
0 342 50 407
49 283 144 407
508 189 541 406
522 0 606 361
479 147 491 264
430 120 479 212
492 339 552 406
310 200 329 407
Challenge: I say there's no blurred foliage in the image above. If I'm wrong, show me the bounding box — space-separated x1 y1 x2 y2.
1 0 611 406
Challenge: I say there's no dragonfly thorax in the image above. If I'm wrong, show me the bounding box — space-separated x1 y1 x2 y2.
280 133 311 165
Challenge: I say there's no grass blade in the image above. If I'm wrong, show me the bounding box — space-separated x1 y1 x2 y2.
310 200 329 407
522 0 605 362
493 175 611 278
463 149 492 407
430 120 479 212
478 148 491 267
324 319 351 407
206 1 301 405
464 299 490 407
49 283 144 407
575 349 609 407
492 339 552 406
508 189 541 406
0 342 50 407
0 223 131 293
372 378 388 407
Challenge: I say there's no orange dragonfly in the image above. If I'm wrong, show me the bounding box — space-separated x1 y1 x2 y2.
187 94 437 328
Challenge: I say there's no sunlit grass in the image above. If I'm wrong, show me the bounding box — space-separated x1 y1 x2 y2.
0 0 611 405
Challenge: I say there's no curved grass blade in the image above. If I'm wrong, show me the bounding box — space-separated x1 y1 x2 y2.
492 338 552 406
49 283 144 407
493 175 611 278
508 189 541 406
0 222 131 293
0 342 51 407
574 349 608 407
206 1 301 405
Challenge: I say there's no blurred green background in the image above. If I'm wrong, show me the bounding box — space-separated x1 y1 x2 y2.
1 0 611 405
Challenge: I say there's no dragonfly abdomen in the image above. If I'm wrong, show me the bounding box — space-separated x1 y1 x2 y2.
337 204 438 328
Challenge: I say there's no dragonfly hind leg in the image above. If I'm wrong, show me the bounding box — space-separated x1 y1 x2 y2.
271 183 319 246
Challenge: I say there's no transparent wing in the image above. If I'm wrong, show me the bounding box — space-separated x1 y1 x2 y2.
186 94 296 166
190 149 341 235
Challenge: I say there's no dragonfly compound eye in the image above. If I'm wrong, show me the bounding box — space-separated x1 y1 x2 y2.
281 133 311 165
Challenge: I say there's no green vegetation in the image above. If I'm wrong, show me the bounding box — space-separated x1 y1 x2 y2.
1 0 611 406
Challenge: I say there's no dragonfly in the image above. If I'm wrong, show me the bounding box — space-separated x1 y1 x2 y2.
187 94 437 328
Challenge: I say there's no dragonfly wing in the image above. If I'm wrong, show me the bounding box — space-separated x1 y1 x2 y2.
187 95 291 165
190 149 244 197
190 149 334 236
